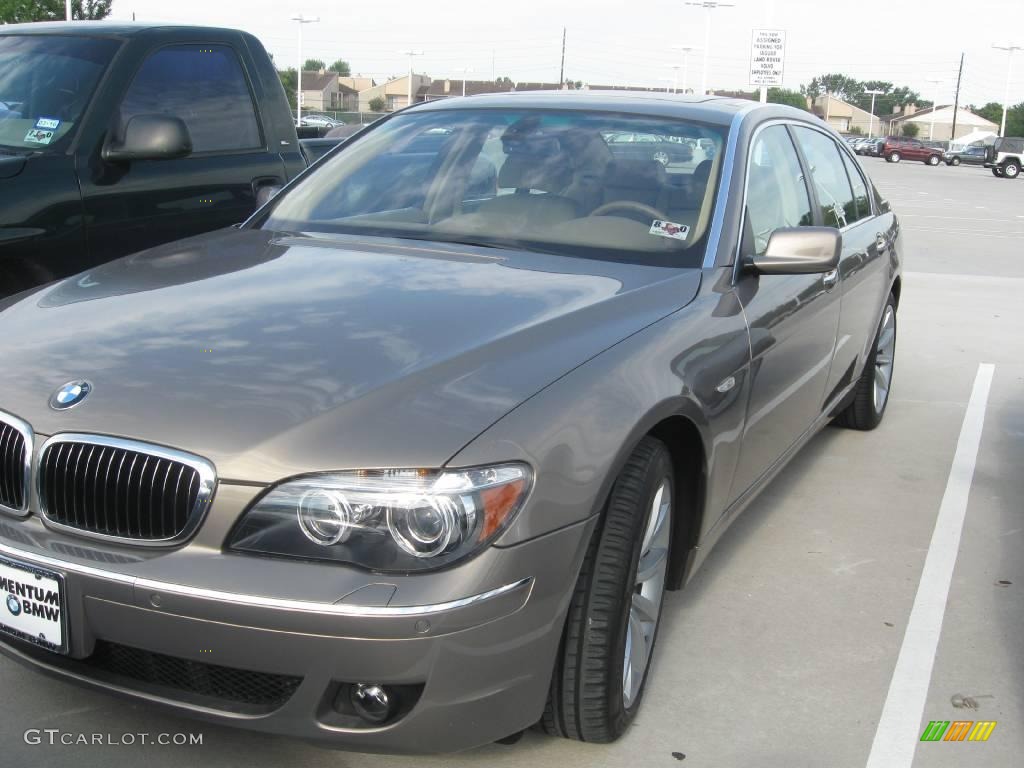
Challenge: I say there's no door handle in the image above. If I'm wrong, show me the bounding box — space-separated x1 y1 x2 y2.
822 268 839 291
875 233 888 253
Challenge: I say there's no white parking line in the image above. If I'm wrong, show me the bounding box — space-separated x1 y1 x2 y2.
864 363 994 768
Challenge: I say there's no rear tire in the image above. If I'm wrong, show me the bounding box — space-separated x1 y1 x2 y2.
949 157 961 166
836 295 896 431
541 436 674 743
888 152 901 163
1004 161 1020 179
992 167 1004 177
927 155 940 166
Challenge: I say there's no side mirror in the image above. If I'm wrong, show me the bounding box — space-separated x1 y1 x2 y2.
749 227 841 275
102 114 192 163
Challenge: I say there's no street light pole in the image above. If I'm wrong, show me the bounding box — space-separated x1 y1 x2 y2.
400 50 424 108
292 15 320 127
461 66 474 97
993 43 1022 137
685 1 735 96
924 77 943 141
673 45 697 94
65 0 71 20
864 88 884 139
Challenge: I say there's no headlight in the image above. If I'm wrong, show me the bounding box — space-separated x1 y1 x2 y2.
227 464 532 573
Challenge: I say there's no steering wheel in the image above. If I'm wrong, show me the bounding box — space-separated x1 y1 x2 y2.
589 200 669 223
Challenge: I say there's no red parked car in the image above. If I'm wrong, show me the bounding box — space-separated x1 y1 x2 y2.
881 137 943 165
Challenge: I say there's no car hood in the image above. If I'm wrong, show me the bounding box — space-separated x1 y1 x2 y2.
0 228 701 482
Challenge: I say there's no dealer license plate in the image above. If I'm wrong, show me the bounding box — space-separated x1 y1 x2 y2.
0 556 67 654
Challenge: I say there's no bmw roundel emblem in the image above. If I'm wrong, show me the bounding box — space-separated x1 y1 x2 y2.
49 380 93 410
6 595 21 616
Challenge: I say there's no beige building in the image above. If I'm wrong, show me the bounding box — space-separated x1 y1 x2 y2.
358 74 432 112
810 94 890 136
339 76 375 92
299 71 341 112
887 105 999 142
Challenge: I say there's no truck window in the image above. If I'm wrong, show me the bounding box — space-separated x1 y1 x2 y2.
119 44 261 153
0 35 119 152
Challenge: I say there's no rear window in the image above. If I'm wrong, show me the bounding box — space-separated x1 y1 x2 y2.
996 137 1024 154
262 108 728 267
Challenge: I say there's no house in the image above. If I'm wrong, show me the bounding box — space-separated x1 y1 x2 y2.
338 76 375 92
299 70 341 112
358 74 432 112
422 79 515 101
810 94 890 136
337 82 359 111
886 105 999 142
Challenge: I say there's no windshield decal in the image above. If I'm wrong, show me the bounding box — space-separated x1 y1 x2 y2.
24 128 55 145
35 117 60 130
649 220 690 241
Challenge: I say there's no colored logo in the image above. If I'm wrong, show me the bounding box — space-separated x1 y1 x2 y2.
6 594 21 616
49 380 92 410
920 720 997 742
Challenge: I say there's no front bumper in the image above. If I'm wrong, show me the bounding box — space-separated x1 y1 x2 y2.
0 508 595 753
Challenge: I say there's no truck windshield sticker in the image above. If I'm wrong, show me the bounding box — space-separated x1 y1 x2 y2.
24 128 55 145
35 117 60 130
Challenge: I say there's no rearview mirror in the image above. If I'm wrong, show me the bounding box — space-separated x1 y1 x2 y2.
750 227 841 275
102 114 192 163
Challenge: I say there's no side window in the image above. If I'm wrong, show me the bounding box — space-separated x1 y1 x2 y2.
120 44 261 153
840 152 872 223
745 125 814 256
792 126 857 229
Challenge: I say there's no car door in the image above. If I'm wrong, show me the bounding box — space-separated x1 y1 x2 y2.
791 126 889 405
78 42 288 260
727 123 842 501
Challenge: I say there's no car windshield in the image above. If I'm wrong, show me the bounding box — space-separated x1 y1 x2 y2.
0 34 120 152
263 108 727 267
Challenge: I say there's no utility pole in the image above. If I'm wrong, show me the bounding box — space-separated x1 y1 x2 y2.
292 15 320 126
759 0 775 103
559 28 566 88
461 66 474 97
951 52 965 140
864 88 884 139
685 1 735 96
993 43 1022 137
400 50 424 108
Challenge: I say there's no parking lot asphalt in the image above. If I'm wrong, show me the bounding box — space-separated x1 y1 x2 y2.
1 160 1021 768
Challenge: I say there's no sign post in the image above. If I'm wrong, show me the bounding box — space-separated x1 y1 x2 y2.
749 29 786 100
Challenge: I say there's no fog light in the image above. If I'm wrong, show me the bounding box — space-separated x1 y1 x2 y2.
350 683 394 724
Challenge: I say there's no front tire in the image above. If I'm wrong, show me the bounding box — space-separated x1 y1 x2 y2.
542 436 674 743
949 157 960 166
927 155 940 166
836 295 896 430
888 151 901 163
1003 161 1020 179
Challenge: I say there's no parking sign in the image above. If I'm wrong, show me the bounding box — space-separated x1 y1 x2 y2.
749 29 786 87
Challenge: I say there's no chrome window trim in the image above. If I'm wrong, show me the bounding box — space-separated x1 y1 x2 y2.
0 537 532 617
0 410 33 519
35 433 217 548
731 118 878 283
702 102 761 269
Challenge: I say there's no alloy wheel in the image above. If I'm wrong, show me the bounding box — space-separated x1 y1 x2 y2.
622 479 671 709
873 305 896 413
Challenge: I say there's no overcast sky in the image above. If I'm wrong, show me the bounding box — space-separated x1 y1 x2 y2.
109 0 1021 107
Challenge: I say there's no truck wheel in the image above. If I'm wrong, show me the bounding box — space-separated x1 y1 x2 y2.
927 155 940 166
542 436 674 743
887 152 901 163
949 157 960 166
992 167 1004 177
835 295 896 431
1003 161 1020 179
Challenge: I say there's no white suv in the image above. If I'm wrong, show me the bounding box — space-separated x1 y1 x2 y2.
985 137 1024 178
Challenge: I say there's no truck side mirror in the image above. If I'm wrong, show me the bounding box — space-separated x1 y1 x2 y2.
102 114 192 163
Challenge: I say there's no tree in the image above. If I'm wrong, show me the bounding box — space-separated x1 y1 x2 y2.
0 0 110 22
767 87 807 110
278 68 297 109
801 73 863 101
368 96 386 113
971 102 1004 125
328 59 351 76
303 58 325 72
901 122 920 138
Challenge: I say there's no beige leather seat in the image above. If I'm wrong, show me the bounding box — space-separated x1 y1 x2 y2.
600 160 670 212
474 152 579 227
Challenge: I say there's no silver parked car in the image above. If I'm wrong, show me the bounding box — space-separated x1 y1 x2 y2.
0 92 901 753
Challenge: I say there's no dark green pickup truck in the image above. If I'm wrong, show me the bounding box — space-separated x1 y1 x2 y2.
0 22 341 299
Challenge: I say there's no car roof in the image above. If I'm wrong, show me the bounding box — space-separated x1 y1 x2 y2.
0 20 247 38
409 90 772 126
